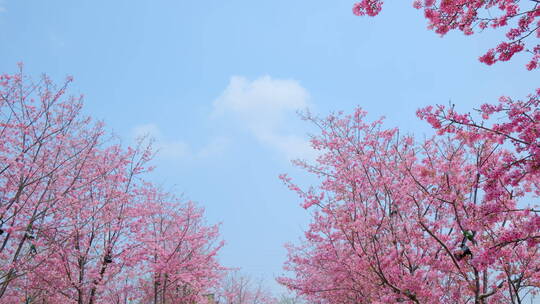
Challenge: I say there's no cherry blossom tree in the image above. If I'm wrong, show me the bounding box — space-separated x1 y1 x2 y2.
135 186 225 304
0 67 225 303
0 65 111 302
417 88 540 184
279 108 540 303
352 0 540 70
217 271 278 304
25 141 155 304
277 293 305 304
277 3 539 302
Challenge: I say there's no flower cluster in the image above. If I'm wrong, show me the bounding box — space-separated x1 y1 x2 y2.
280 106 540 303
0 69 225 304
352 0 540 69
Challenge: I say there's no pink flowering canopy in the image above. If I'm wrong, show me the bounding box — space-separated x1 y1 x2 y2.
216 271 279 304
0 67 226 304
278 106 540 303
352 0 540 70
278 3 540 302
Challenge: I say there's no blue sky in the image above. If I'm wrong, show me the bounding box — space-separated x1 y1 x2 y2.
1 0 538 294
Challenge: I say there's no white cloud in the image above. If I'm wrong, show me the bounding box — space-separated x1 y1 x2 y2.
212 76 316 160
132 123 229 161
197 136 230 158
264 133 315 160
132 123 190 159
132 75 316 162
